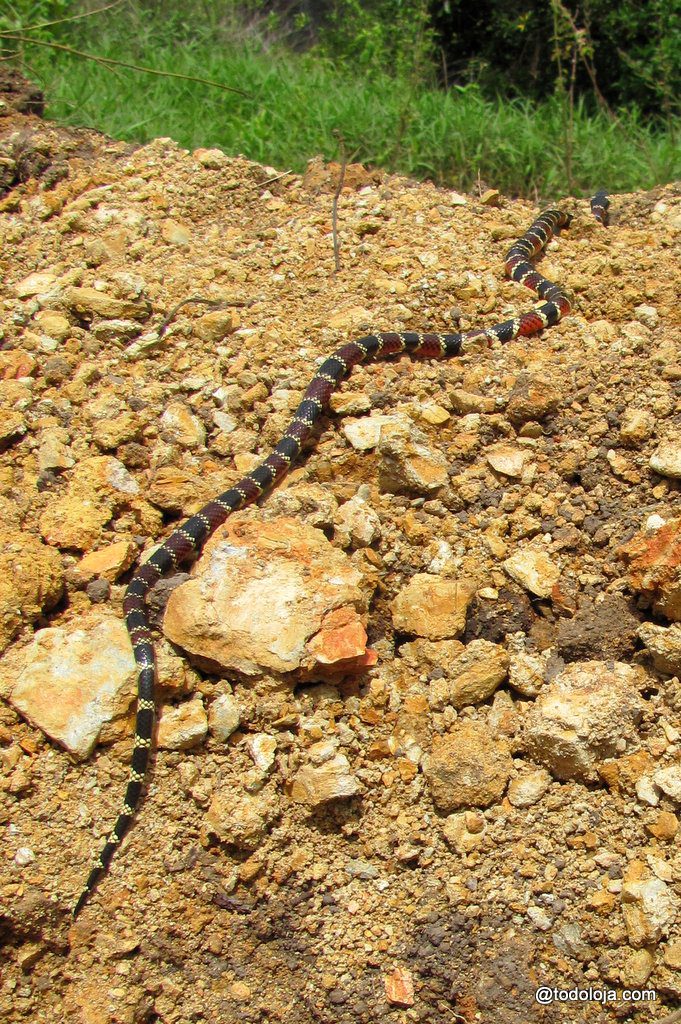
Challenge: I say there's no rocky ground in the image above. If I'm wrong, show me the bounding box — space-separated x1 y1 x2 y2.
0 72 680 1024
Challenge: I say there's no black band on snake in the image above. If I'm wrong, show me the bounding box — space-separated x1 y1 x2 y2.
590 189 609 225
72 193 608 917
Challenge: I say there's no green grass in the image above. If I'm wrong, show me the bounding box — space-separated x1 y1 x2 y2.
8 6 679 200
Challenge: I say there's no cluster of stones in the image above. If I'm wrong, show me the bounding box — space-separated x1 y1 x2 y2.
1 125 681 1013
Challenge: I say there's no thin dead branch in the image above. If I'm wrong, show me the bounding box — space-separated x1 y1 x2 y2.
331 129 347 274
157 296 249 338
0 34 252 97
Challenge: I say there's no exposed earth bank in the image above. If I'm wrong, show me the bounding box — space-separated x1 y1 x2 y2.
1 72 681 1024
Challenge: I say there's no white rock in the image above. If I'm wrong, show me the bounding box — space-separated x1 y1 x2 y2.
160 401 206 448
507 769 552 807
634 304 659 328
157 697 208 750
650 441 681 479
342 414 402 451
527 905 553 930
503 547 561 598
290 753 361 805
247 733 277 772
636 775 660 807
653 766 681 802
307 738 339 764
523 660 645 781
15 272 57 298
621 877 680 947
209 693 241 741
5 614 136 759
486 443 527 478
335 495 381 547
507 640 550 698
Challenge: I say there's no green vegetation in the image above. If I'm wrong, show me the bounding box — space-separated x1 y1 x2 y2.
1 1 678 199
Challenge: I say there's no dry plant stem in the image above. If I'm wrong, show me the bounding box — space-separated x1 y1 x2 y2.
255 170 293 189
0 34 251 97
440 47 449 90
3 36 120 79
157 297 247 338
566 47 577 194
552 0 613 114
332 131 347 274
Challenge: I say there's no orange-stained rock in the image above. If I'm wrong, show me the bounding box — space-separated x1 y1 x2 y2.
391 573 476 639
0 349 36 379
3 613 136 759
425 720 512 811
62 285 150 321
160 401 206 449
621 877 680 948
39 455 142 549
203 786 279 850
377 418 449 495
157 697 208 750
503 545 561 598
163 515 370 677
384 967 414 1007
74 539 138 582
618 518 681 621
0 529 64 653
306 606 368 666
290 752 361 805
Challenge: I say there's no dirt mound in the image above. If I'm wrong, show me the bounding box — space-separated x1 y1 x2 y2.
0 92 680 1024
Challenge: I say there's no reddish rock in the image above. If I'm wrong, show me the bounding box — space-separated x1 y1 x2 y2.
618 519 681 621
0 350 36 379
384 967 415 1007
306 606 372 669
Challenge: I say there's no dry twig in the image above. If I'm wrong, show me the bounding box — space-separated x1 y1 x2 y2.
332 129 347 274
157 296 248 338
254 170 293 189
0 34 251 97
